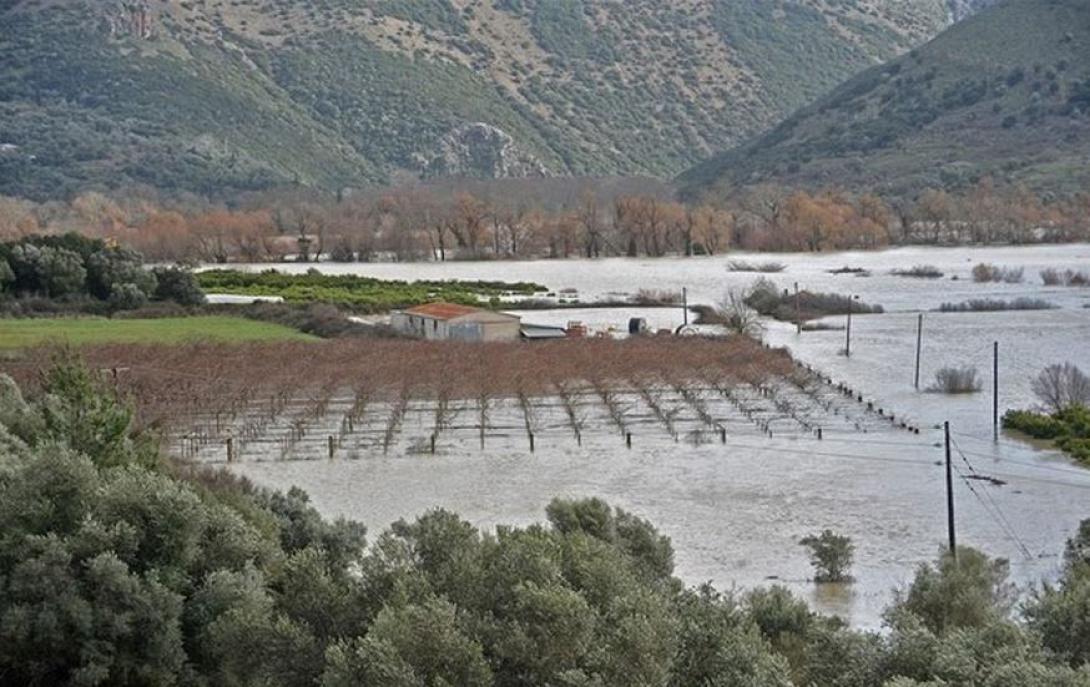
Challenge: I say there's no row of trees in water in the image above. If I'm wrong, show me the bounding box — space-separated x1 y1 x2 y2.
1 359 1090 686
2 178 1088 263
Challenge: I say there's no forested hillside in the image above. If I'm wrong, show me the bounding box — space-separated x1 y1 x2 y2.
0 0 976 200
680 0 1090 198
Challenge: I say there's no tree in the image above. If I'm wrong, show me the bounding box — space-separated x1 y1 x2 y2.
889 547 1013 635
799 530 855 583
151 266 206 306
0 257 13 293
8 243 87 297
1032 363 1090 413
86 245 156 301
36 356 152 469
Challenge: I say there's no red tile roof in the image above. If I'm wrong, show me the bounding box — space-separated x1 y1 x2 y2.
404 302 483 320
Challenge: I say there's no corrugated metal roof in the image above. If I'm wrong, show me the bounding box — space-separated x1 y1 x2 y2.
404 303 485 320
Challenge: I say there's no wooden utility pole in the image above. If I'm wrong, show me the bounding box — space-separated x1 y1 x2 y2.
794 282 801 334
993 341 999 442
944 421 957 560
914 313 924 390
844 296 854 357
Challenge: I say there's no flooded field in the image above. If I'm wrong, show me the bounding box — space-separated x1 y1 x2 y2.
218 244 1090 627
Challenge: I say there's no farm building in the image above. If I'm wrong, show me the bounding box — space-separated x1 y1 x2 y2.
392 303 522 342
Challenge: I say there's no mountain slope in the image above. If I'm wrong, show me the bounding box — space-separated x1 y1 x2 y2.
680 0 1090 198
0 0 970 200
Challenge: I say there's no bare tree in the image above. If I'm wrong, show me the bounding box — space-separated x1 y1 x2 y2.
1032 363 1090 413
715 288 765 338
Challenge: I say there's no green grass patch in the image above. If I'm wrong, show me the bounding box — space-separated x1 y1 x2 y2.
0 316 316 349
1003 405 1090 465
197 270 547 312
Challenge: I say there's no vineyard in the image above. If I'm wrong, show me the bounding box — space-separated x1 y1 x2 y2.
4 337 917 463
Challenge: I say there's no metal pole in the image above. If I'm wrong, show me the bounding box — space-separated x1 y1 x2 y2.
683 287 689 326
993 341 999 442
914 313 923 390
945 421 957 560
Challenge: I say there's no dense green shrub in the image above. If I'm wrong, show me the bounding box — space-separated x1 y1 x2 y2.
1004 405 1090 463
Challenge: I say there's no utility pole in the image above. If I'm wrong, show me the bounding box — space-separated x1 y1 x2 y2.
682 287 689 327
945 421 957 560
844 295 855 357
914 313 924 390
794 282 801 335
993 341 999 442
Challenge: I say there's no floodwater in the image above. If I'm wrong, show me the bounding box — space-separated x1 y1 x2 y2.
223 245 1090 627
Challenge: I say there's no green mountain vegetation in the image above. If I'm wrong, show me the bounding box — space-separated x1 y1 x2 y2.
0 0 972 200
680 0 1090 198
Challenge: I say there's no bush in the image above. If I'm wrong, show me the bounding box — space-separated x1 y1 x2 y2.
727 260 787 273
1040 268 1090 287
108 282 149 311
151 266 206 306
799 530 854 583
328 240 356 263
1003 404 1090 464
938 298 1056 312
633 288 682 306
927 366 982 394
743 278 883 322
972 263 1024 283
891 265 943 279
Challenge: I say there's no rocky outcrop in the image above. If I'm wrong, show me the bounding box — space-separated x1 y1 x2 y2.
418 122 549 179
947 0 998 22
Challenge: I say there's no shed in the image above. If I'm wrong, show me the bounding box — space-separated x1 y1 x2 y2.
392 303 521 342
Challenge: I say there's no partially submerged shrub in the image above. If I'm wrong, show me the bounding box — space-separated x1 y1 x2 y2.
1004 404 1090 464
634 288 682 306
928 366 982 394
800 530 854 583
728 260 786 273
1040 268 1090 287
892 265 943 279
744 278 883 322
938 298 1056 312
972 263 1024 283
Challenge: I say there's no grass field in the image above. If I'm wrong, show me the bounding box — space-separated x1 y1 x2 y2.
0 317 317 349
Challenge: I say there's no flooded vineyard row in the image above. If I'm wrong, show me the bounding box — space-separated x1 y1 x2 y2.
169 372 916 465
